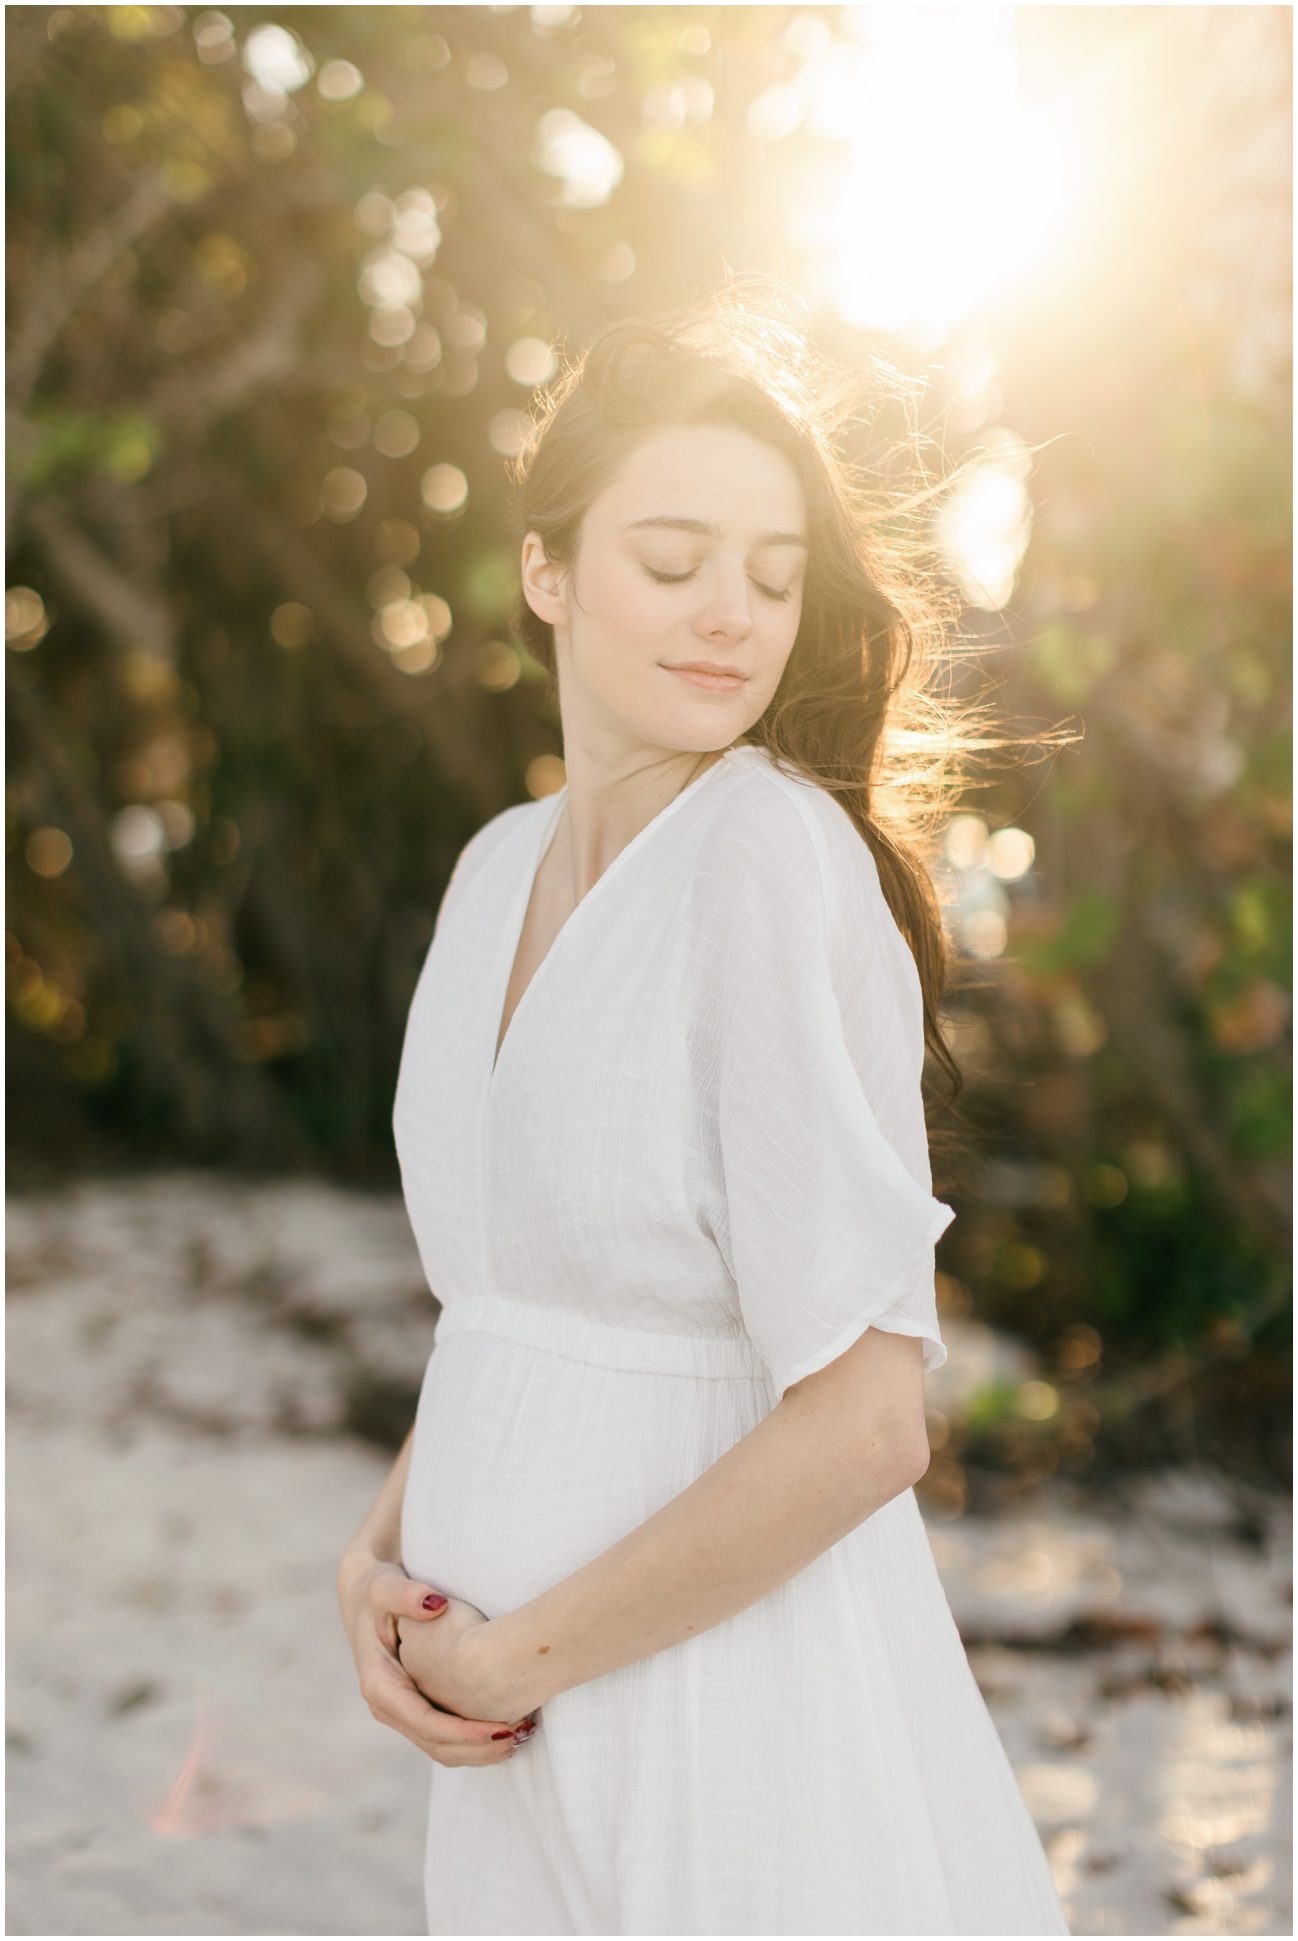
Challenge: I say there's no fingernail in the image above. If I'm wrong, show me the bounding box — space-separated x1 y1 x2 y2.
512 1721 536 1744
490 1729 512 1740
422 1594 448 1612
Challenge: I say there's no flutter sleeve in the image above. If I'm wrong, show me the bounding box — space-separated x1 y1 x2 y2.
694 780 955 1404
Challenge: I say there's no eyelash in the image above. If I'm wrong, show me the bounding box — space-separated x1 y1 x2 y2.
644 567 793 604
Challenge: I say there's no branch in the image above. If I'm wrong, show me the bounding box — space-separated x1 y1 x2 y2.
146 262 326 430
7 173 175 412
23 496 175 664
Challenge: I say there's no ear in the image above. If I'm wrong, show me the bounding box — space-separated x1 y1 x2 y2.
520 531 568 627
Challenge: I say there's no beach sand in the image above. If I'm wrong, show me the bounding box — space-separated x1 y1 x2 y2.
6 1174 1290 1936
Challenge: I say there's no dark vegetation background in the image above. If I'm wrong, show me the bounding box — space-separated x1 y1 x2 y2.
6 5 1291 1488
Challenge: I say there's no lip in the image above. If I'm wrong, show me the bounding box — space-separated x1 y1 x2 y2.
663 662 747 693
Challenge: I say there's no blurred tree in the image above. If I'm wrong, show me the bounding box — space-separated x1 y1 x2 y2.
8 2 797 1166
924 7 1291 1484
5 6 1290 1479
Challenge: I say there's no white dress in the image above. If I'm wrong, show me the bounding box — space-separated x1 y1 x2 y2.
395 741 1070 1937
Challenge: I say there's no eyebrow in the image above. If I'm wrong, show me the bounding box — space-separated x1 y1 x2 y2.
625 516 809 551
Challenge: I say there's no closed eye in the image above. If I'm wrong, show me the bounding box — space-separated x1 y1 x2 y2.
644 567 793 603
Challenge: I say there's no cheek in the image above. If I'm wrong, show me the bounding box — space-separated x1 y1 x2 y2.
577 564 672 658
744 633 797 709
760 604 801 678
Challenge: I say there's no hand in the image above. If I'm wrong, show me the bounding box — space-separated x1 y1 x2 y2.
336 1547 534 1767
395 1591 528 1728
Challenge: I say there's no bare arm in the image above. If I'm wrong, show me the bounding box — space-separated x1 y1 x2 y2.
337 1423 415 1591
452 1326 930 1722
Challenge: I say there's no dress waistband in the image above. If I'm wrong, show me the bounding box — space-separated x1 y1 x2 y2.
432 1291 773 1383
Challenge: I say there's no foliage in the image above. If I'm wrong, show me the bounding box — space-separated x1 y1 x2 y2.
6 7 1291 1478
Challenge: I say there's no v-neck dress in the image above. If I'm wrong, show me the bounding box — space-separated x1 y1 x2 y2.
394 741 1070 1937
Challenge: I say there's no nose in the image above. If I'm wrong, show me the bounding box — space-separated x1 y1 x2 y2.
690 561 756 640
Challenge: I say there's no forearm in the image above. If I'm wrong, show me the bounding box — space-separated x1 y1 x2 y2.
480 1391 923 1718
338 1423 415 1588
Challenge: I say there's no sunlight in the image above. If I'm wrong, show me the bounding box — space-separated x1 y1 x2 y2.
799 8 1085 344
533 107 624 207
937 455 1034 610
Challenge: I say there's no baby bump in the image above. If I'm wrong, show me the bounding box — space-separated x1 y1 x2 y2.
399 1327 765 1617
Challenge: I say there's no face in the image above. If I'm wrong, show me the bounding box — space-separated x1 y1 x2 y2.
520 424 807 764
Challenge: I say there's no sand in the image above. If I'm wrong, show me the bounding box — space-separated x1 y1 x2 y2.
5 1173 1290 1935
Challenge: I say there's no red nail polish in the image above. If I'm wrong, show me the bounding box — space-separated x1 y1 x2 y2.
422 1593 448 1611
490 1729 512 1740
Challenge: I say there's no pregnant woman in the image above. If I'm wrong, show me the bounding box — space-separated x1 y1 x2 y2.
337 287 1071 1936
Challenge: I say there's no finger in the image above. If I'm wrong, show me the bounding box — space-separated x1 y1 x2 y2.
422 1690 537 1735
380 1697 518 1766
361 1653 519 1761
369 1571 452 1623
367 1678 512 1763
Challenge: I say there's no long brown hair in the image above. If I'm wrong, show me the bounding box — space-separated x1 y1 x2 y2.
505 277 1011 1111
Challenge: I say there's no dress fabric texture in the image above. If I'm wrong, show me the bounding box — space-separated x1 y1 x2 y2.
394 742 1070 1937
